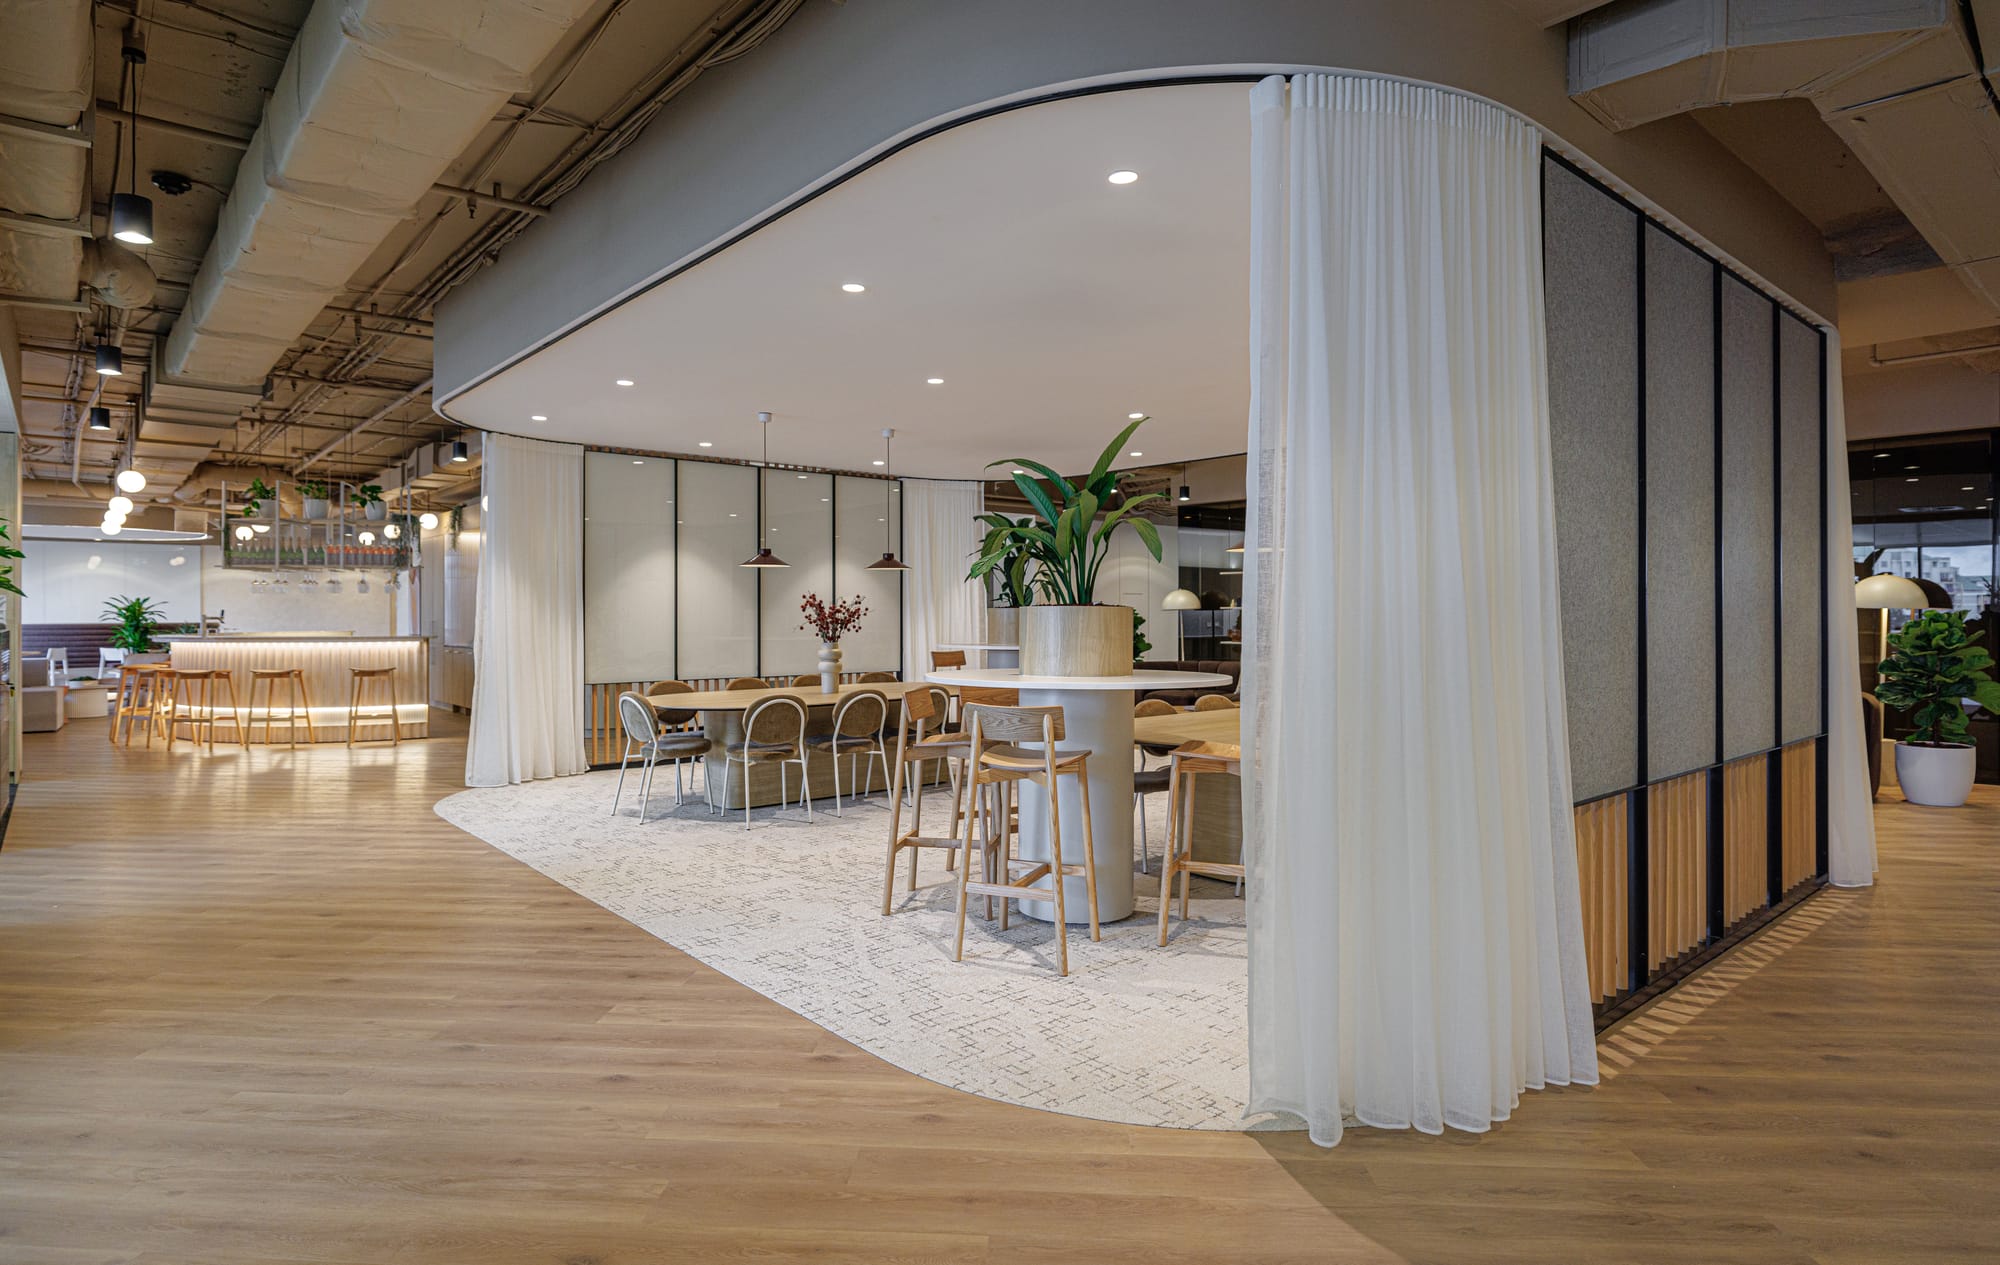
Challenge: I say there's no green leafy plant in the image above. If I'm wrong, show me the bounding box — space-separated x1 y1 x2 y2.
1132 612 1152 661
239 477 276 518
975 516 1037 607
296 479 330 500
970 418 1163 605
101 594 167 653
0 519 24 599
1875 609 2000 746
355 483 383 506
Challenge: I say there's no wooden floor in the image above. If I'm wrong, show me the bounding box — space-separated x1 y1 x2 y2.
1 716 1994 1264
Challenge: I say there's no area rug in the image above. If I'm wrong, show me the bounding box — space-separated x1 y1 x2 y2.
436 769 1270 1130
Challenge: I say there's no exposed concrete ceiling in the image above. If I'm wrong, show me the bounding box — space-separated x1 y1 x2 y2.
3 0 812 520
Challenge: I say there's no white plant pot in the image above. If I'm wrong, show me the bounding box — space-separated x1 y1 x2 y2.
302 497 329 520
817 640 842 693
1894 742 1977 807
364 501 387 521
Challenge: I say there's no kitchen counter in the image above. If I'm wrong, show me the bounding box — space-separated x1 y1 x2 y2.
166 636 429 743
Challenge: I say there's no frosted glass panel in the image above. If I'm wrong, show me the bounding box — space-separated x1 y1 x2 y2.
584 451 676 684
677 462 758 678
759 469 834 677
1720 277 1776 759
1544 158 1640 800
443 501 480 648
834 475 903 674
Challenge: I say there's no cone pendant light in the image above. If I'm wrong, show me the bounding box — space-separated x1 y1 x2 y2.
740 411 790 568
865 427 909 571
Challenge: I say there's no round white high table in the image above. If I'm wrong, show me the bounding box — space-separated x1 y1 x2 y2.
934 642 1019 669
925 666 1232 923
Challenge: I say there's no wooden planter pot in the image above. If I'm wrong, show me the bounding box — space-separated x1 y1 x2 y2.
987 605 1020 645
1018 605 1133 677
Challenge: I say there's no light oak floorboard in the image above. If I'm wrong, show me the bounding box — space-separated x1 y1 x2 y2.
2 715 1993 1263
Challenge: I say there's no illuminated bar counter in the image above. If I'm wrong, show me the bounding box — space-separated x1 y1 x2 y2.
162 634 430 743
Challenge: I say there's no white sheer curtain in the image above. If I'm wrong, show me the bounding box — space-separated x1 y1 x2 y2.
1243 74 1597 1148
900 478 984 679
466 432 587 787
1824 330 1877 887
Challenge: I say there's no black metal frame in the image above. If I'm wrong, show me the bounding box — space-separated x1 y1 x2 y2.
1542 151 1831 1025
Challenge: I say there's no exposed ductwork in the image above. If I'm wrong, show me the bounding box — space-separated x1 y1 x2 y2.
1569 0 2000 313
162 0 595 386
0 0 90 303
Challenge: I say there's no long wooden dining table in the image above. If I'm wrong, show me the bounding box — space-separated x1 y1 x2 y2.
643 681 952 812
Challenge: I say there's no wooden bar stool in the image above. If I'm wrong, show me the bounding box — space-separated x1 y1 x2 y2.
881 685 974 912
164 669 248 752
109 662 167 748
952 703 1100 977
1156 740 1244 946
346 667 401 746
250 667 317 747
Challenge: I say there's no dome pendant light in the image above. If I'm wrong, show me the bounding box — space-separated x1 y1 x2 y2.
740 411 790 568
88 406 112 431
865 427 909 571
94 344 123 376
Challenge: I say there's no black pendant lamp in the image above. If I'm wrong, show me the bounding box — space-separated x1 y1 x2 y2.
111 42 154 245
865 427 909 571
94 344 123 376
88 406 112 431
449 439 469 463
740 411 790 568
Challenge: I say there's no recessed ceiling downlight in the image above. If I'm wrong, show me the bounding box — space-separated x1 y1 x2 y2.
926 377 944 385
616 379 634 387
841 282 866 293
1107 170 1138 185
531 414 548 421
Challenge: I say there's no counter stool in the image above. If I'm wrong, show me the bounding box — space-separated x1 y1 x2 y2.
165 669 250 753
109 662 167 747
952 703 1100 977
250 668 317 747
882 685 974 912
346 667 401 745
1157 741 1244 946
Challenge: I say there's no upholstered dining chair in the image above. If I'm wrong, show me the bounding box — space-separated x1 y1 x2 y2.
612 691 714 822
725 676 768 691
1131 698 1178 874
806 689 889 815
1193 694 1239 712
647 679 699 729
722 694 811 829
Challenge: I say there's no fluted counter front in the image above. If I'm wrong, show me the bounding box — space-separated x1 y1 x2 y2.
164 635 430 743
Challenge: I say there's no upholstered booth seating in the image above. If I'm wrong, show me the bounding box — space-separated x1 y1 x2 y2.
1137 659 1241 707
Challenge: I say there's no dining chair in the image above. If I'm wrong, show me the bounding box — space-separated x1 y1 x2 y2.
725 676 768 692
806 689 889 815
612 691 714 822
858 671 898 683
930 650 967 670
1193 694 1239 712
790 673 821 688
951 703 1101 977
647 680 700 733
1157 740 1244 946
882 683 974 912
721 694 811 829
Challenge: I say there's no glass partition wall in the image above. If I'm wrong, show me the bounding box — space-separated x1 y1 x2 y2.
582 451 905 755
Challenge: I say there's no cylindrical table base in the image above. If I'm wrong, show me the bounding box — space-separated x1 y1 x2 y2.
1010 686 1135 923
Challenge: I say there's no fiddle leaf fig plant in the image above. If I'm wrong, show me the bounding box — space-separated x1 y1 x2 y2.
969 417 1163 605
1875 609 2000 747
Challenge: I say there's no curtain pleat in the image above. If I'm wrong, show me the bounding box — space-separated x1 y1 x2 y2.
465 432 587 787
1244 74 1597 1147
900 479 985 679
1823 332 1877 887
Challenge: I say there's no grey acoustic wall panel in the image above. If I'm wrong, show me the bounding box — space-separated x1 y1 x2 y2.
1720 277 1776 759
1644 228 1717 780
1544 159 1640 801
1779 314 1823 743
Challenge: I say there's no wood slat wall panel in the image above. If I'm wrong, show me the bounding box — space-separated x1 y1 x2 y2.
1781 739 1817 891
1647 772 1708 966
1722 755 1769 927
1573 796 1628 1003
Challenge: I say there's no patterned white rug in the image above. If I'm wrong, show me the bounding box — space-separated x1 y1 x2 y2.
435 768 1275 1130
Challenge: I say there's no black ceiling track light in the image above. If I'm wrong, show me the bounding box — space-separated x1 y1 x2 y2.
740 411 790 568
111 36 154 246
865 427 909 571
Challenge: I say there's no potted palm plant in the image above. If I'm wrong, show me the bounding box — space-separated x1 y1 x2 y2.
970 419 1163 676
102 594 166 653
1875 609 2000 807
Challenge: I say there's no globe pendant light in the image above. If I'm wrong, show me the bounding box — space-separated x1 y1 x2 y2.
740 411 789 568
865 427 909 571
88 406 112 431
94 344 123 376
115 467 146 494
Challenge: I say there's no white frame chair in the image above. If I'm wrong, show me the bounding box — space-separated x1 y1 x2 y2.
807 689 890 815
611 691 715 822
721 695 812 829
